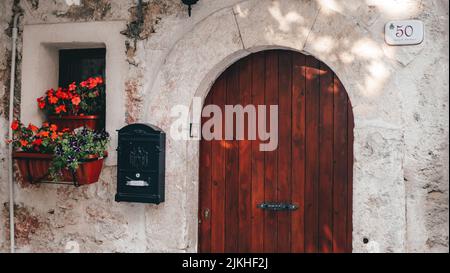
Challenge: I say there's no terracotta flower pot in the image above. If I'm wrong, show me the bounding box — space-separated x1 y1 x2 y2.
48 115 101 131
13 152 107 186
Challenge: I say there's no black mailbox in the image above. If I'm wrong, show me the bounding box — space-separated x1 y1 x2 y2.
115 123 165 204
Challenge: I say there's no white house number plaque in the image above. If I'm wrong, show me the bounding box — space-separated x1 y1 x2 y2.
385 20 424 46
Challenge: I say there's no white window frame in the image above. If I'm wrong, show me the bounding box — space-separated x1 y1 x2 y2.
21 21 127 165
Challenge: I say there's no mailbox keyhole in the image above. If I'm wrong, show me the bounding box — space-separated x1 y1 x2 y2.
136 173 141 178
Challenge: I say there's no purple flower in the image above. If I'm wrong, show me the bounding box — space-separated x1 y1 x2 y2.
81 127 89 136
67 155 75 163
93 130 109 141
101 131 109 139
70 138 78 147
55 145 63 156
73 145 81 153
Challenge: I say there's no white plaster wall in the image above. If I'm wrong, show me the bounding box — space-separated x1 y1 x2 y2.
0 0 447 253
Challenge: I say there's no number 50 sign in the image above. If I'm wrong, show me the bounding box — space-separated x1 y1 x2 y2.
385 20 424 45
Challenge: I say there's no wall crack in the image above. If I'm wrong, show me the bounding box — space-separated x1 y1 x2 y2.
231 7 246 51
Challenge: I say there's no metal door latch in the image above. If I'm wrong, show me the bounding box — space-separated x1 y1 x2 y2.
257 202 298 211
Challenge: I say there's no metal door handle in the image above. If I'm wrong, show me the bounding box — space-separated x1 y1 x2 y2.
257 202 298 211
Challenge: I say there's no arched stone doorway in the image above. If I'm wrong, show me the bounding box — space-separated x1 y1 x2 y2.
144 0 406 253
198 50 354 253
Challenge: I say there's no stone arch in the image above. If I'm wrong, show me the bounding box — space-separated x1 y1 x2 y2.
144 0 405 252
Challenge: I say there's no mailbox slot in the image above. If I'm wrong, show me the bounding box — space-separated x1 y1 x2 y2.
115 123 165 204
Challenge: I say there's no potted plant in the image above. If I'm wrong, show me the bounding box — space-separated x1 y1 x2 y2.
10 120 109 186
37 76 105 131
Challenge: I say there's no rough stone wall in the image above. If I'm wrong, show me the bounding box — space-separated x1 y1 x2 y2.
0 0 184 253
401 0 449 252
0 0 448 253
0 0 16 253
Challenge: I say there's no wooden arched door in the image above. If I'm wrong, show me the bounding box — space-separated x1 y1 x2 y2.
198 50 353 253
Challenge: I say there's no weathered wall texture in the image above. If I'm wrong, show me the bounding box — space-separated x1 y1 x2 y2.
0 0 448 253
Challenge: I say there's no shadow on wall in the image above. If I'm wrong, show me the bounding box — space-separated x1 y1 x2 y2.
233 0 423 99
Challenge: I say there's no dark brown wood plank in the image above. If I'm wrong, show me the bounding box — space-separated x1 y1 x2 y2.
347 97 354 253
291 53 306 252
277 51 292 252
318 63 334 253
238 57 252 253
332 75 348 253
304 55 320 253
250 53 265 252
263 51 279 253
199 93 213 253
224 62 240 253
210 72 227 253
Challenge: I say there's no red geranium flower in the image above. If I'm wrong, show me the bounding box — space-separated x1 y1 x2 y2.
71 96 81 106
37 97 46 109
32 139 43 146
49 96 59 104
88 78 97 89
46 89 55 97
96 76 103 85
38 131 49 137
28 123 39 133
55 105 67 114
56 88 69 99
11 120 20 131
68 82 77 91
